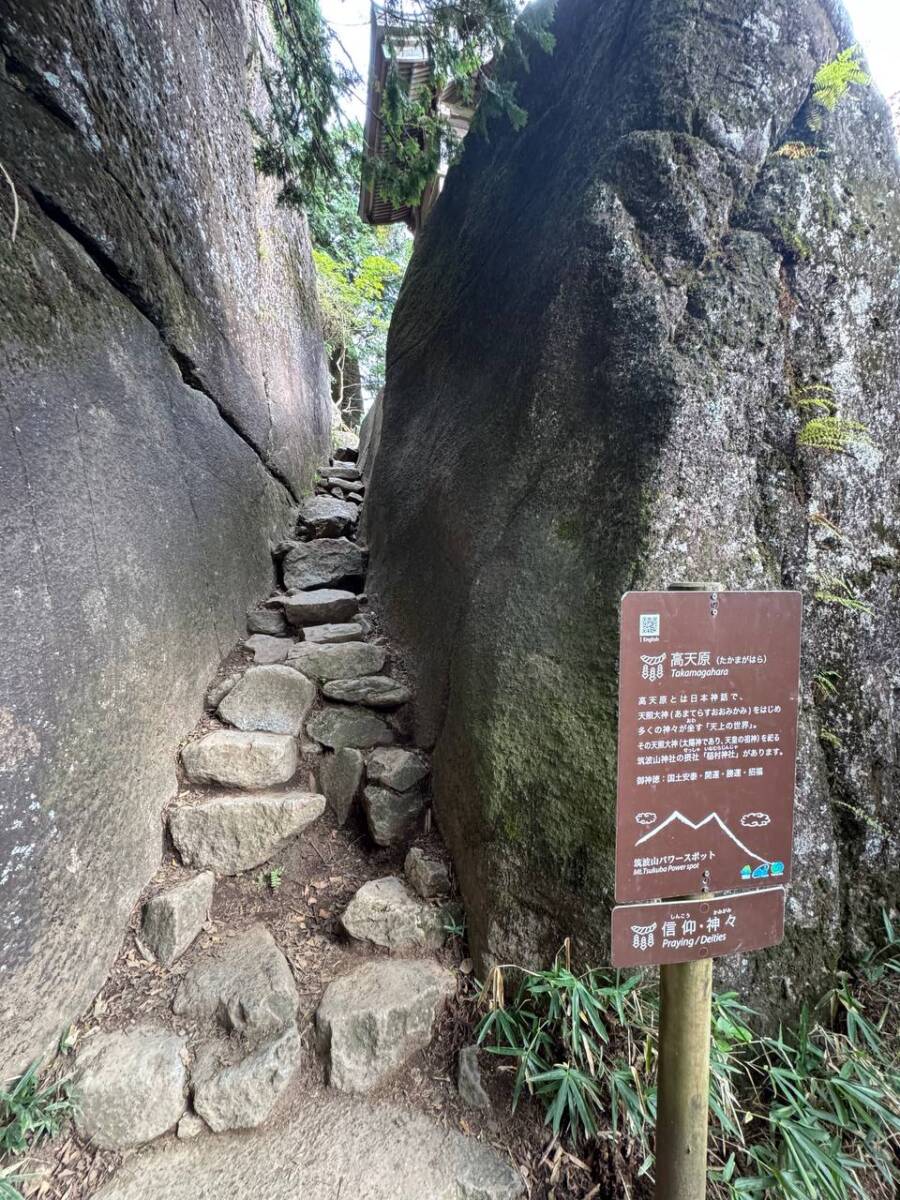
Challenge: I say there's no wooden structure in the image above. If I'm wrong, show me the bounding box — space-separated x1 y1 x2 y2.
359 3 476 233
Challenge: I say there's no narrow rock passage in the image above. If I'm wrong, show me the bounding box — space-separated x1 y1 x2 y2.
58 448 523 1200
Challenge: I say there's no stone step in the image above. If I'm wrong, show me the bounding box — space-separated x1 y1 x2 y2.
306 705 394 751
173 925 298 1042
169 791 325 874
217 664 315 737
362 784 426 847
296 495 358 538
318 464 361 481
315 959 454 1093
245 633 293 664
280 537 367 592
321 675 411 708
282 589 359 627
340 876 445 951
301 621 366 644
287 640 386 682
181 730 298 789
141 872 215 965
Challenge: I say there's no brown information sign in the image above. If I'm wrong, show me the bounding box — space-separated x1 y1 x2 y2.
611 887 786 967
615 591 802 903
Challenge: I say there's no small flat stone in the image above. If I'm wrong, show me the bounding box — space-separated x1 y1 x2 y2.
173 926 298 1042
192 1026 300 1132
302 622 365 644
319 747 364 824
176 1112 206 1140
316 960 454 1093
332 446 358 462
169 791 325 874
341 877 444 951
141 873 214 965
366 747 430 793
218 665 316 736
307 707 394 751
206 674 239 710
245 634 293 665
296 495 358 538
281 538 367 592
457 1045 492 1111
74 1029 187 1149
247 605 290 637
181 731 298 790
283 589 359 626
287 641 386 683
326 476 365 494
321 676 411 708
347 492 364 504
404 848 451 899
320 465 362 481
362 785 425 846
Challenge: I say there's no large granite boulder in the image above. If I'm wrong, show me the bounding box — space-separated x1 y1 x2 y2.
0 0 330 1072
365 0 900 1008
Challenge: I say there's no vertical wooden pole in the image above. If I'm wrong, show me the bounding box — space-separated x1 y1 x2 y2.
653 581 722 1200
655 957 713 1200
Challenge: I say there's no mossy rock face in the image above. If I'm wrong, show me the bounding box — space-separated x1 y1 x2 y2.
0 0 331 1073
366 0 900 1013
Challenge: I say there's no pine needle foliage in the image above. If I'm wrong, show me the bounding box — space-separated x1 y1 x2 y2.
250 0 357 212
250 0 555 213
476 924 900 1200
368 0 556 209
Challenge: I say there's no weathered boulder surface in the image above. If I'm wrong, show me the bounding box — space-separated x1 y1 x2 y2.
365 0 900 1006
169 792 325 874
0 0 330 1070
316 959 455 1092
74 1029 187 1149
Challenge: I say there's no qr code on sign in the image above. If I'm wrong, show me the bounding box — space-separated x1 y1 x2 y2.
639 613 660 638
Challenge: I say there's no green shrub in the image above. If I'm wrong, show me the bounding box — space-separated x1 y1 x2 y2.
0 1060 75 1199
476 918 900 1200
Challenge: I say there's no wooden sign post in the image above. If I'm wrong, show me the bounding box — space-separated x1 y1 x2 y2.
612 584 802 1200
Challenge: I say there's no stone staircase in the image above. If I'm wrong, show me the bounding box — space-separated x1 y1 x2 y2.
57 451 523 1200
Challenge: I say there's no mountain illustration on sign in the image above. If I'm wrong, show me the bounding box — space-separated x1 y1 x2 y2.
634 810 773 867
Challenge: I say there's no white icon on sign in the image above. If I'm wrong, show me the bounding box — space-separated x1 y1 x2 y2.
635 811 658 826
639 613 660 639
640 654 666 683
741 812 771 828
631 923 657 951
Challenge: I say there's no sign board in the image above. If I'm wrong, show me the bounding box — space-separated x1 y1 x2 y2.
611 886 786 967
615 590 802 903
